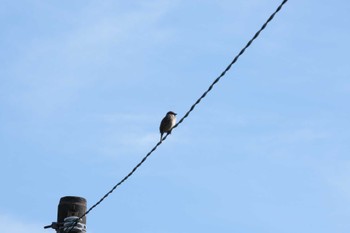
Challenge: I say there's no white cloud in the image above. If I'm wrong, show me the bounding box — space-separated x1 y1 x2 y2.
274 128 329 143
5 0 177 119
321 160 350 202
96 112 155 124
0 214 46 233
121 132 160 147
0 213 98 233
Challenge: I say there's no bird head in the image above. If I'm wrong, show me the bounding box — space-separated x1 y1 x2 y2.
167 111 177 116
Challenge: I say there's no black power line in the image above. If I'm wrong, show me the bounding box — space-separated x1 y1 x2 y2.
65 0 288 232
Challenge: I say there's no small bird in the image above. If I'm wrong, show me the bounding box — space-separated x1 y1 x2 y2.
159 111 177 142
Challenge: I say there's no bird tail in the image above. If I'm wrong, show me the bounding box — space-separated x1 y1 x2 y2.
160 133 163 142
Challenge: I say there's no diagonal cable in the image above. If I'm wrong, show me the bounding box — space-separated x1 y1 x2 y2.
173 0 288 130
64 0 288 232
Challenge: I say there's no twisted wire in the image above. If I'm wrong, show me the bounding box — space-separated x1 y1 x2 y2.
64 1 288 232
173 0 288 130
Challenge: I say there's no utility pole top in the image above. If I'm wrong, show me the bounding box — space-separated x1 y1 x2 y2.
44 196 87 233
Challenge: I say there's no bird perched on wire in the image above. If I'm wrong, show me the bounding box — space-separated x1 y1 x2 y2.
159 111 177 142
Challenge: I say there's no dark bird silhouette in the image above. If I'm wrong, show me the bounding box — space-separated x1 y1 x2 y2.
159 111 177 142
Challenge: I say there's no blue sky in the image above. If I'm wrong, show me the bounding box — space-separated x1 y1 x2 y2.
1 0 350 232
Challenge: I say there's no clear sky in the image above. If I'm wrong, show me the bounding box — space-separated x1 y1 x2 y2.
1 1 349 233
